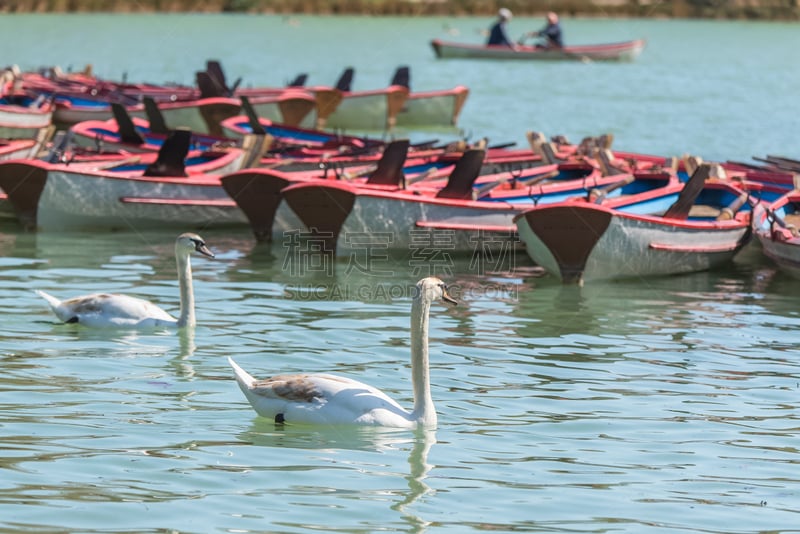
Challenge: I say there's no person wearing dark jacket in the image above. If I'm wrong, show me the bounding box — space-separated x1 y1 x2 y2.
520 12 564 48
486 8 516 48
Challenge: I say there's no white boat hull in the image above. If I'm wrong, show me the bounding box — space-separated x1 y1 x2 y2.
324 87 409 131
281 182 522 255
396 87 469 128
516 203 750 283
39 169 245 231
0 106 52 139
0 160 248 232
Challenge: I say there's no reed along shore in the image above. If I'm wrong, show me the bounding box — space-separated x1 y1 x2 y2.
0 0 797 20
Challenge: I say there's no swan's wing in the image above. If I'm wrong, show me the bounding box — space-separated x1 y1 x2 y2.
251 374 411 425
42 292 175 327
228 358 412 426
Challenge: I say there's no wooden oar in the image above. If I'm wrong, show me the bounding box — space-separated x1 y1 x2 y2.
474 168 559 199
595 148 627 177
27 125 56 158
238 133 273 170
239 96 267 136
663 163 711 220
406 166 444 186
90 155 142 171
682 155 703 177
754 155 800 172
587 174 635 203
341 164 378 180
488 141 517 150
526 131 560 164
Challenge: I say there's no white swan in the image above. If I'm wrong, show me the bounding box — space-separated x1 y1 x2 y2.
229 277 457 428
35 232 214 328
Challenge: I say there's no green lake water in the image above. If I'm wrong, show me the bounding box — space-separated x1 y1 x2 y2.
1 13 799 534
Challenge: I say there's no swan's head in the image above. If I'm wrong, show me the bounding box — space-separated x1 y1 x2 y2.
415 277 458 307
176 232 215 259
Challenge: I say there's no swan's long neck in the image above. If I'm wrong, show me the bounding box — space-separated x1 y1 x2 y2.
175 249 195 328
410 294 436 428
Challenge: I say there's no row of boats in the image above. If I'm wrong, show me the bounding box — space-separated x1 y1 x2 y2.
1 64 798 285
1 60 469 135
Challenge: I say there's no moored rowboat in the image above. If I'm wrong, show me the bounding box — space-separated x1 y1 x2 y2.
514 164 786 284
752 187 800 277
0 130 248 231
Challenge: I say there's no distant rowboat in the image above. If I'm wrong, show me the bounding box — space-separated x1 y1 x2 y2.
430 38 645 62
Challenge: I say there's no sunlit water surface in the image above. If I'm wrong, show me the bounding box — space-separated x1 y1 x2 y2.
1 13 800 534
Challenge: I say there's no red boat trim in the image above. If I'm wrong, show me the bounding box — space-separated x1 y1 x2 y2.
415 220 515 233
283 180 518 211
119 196 236 207
648 241 740 253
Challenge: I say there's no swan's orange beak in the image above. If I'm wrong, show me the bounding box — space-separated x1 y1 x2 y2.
442 286 458 306
196 242 215 259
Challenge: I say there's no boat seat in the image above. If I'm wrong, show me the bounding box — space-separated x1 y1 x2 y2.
688 205 722 218
143 128 190 177
435 148 486 200
365 139 409 186
205 59 240 96
784 214 800 227
205 60 228 92
335 67 354 92
196 70 226 99
390 65 410 89
143 97 170 134
110 103 145 145
287 73 307 87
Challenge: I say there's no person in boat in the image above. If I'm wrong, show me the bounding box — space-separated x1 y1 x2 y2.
520 11 564 48
486 8 517 49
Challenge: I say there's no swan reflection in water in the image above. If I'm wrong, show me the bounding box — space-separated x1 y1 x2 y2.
241 423 437 530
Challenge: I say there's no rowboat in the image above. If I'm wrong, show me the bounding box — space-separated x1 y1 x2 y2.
218 96 384 155
0 137 41 161
47 92 238 135
1 69 54 138
69 102 240 153
514 164 786 284
220 139 474 241
277 148 679 254
724 156 800 190
303 66 469 131
0 129 248 231
752 186 800 276
0 137 45 219
430 38 646 62
18 65 320 134
220 135 596 242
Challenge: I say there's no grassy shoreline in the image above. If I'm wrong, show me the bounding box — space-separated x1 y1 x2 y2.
0 0 798 20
